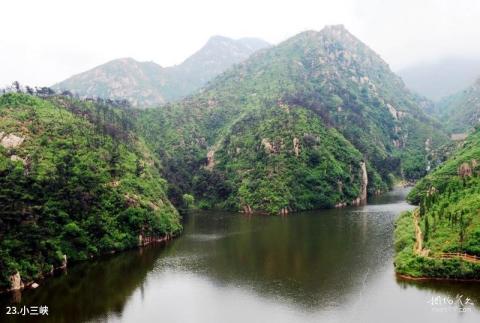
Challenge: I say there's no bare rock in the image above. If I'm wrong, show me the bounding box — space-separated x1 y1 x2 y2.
261 138 275 153
359 161 368 202
458 162 473 178
242 204 253 214
387 104 398 119
9 272 24 291
125 194 139 207
352 161 369 206
10 155 26 165
206 150 215 170
1 134 25 149
61 254 67 269
293 137 300 157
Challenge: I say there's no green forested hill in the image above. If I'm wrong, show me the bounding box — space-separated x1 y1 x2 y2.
0 93 181 289
137 25 448 214
395 127 480 279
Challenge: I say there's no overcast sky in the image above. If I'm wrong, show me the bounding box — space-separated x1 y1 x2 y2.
2 0 480 87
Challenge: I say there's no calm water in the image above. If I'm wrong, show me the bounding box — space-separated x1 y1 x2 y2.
2 187 480 323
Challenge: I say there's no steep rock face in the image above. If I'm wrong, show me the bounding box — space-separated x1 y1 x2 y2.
9 272 23 291
53 37 270 107
138 25 448 213
359 161 368 202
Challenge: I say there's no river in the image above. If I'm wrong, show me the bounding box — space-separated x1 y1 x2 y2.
2 187 480 322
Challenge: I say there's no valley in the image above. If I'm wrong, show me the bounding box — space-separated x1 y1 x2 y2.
1 17 480 323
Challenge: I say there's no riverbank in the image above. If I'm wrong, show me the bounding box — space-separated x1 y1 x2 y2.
0 233 177 295
394 211 480 280
5 188 477 323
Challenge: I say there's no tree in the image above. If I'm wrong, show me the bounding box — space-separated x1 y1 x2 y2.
182 194 195 208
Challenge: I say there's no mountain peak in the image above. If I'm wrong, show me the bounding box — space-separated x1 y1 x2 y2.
321 24 347 32
206 35 233 45
54 35 269 107
319 24 360 42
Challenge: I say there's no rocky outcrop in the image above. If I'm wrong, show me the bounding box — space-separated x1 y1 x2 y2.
279 207 289 215
242 204 253 214
387 103 398 119
293 137 300 157
0 133 25 149
206 150 215 170
335 202 347 208
124 193 140 207
61 254 67 269
138 233 172 246
261 138 275 154
10 155 26 165
352 161 368 205
458 162 473 178
360 161 368 200
9 272 24 291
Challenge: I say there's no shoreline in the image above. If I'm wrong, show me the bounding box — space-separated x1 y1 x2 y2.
396 273 480 283
0 233 178 295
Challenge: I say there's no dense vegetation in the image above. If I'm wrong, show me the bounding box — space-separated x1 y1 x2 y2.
137 25 448 214
0 93 181 289
395 127 480 279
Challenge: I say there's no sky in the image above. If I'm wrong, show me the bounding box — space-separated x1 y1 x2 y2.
1 0 480 87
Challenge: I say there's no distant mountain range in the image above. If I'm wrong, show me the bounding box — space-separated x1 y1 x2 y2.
52 36 270 107
398 57 480 101
434 77 480 133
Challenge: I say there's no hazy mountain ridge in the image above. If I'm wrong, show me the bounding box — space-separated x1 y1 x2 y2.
52 36 270 107
52 58 168 107
434 77 480 133
137 25 448 214
398 57 480 101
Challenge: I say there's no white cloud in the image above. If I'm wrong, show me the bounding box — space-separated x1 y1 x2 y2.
1 0 479 86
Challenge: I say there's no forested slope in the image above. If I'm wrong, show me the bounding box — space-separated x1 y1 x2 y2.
0 93 181 290
395 127 480 279
138 25 448 214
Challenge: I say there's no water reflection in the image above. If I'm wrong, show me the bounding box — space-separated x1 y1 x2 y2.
0 246 165 323
1 188 479 323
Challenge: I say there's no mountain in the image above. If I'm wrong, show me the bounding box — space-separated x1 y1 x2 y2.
52 36 270 107
161 36 271 100
137 25 448 214
395 127 480 279
434 78 480 133
0 92 181 290
52 58 168 107
398 56 480 101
